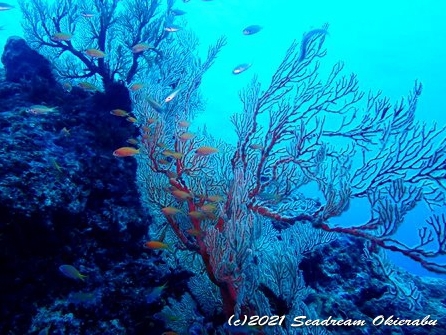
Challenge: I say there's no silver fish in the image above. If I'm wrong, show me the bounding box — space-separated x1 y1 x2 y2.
243 25 262 35
232 63 252 75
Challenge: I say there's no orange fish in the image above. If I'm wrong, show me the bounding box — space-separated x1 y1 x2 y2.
144 241 169 250
85 48 105 58
200 204 217 213
158 159 170 165
172 190 192 200
113 147 140 157
110 109 129 117
166 171 178 179
126 116 137 123
207 195 224 202
126 138 139 145
131 43 152 53
78 81 99 91
188 211 206 220
162 150 183 160
161 207 182 216
178 120 190 128
51 32 72 42
129 83 144 91
196 146 219 156
179 132 195 141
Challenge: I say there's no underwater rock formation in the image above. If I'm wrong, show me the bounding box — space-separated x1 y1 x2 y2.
0 40 158 334
1 36 56 85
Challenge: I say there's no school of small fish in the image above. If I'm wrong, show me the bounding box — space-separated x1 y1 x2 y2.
0 2 330 332
104 2 265 266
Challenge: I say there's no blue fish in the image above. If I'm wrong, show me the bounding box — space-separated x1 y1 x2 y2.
171 8 186 16
59 264 87 281
243 25 263 35
146 283 167 304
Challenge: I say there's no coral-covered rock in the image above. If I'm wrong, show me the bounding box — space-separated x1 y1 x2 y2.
0 62 153 334
94 80 132 113
1 36 56 85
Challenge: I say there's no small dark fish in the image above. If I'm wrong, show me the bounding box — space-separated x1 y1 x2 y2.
243 25 262 35
59 265 87 281
0 2 14 11
147 97 164 113
146 283 167 303
171 8 186 16
232 63 251 75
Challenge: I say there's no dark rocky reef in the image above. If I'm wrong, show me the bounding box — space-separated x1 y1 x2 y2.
1 36 56 85
299 237 446 334
1 36 59 104
0 38 177 334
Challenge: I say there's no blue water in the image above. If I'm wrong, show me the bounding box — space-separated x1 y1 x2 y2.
184 0 445 278
3 0 445 143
